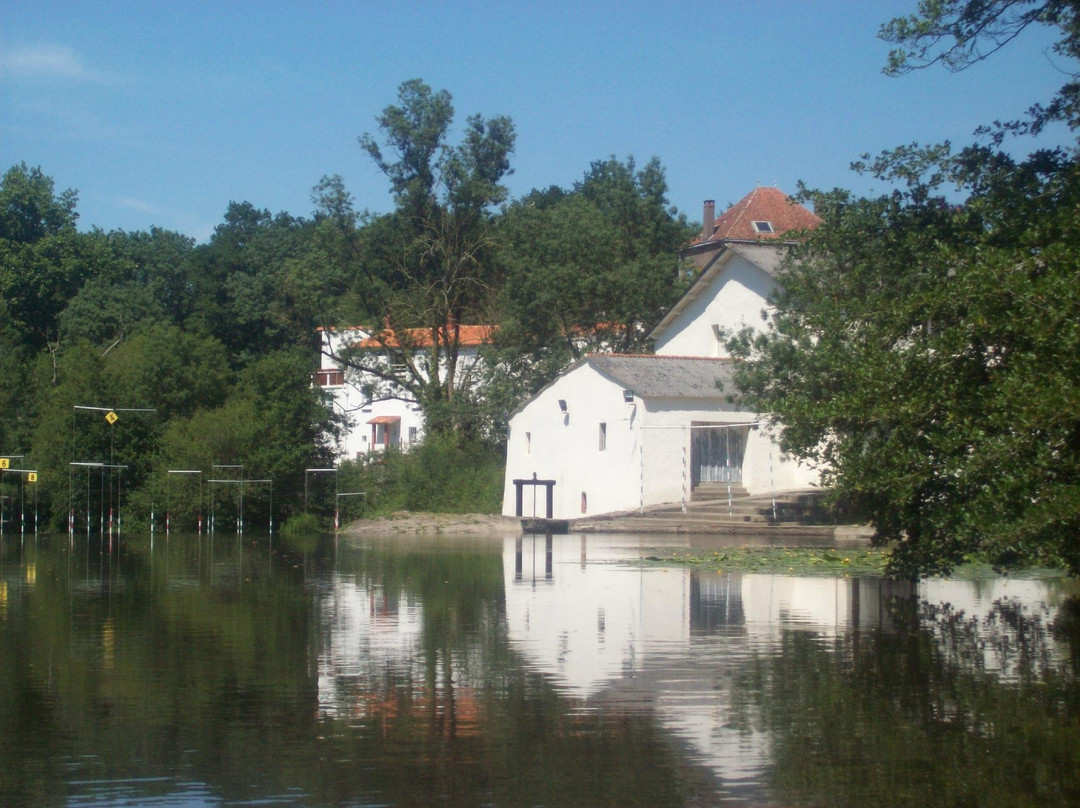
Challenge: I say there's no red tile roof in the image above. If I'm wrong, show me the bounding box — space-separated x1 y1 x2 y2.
702 187 820 243
354 324 495 350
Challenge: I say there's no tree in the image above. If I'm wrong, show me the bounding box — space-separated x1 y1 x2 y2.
0 164 117 355
185 202 317 368
499 156 693 358
729 4 1080 578
323 79 516 438
881 0 1080 138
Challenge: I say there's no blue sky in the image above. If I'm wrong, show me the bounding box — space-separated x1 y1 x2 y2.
2 1 1072 242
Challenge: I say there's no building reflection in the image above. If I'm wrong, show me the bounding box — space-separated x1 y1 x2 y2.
313 533 1074 794
502 532 1072 788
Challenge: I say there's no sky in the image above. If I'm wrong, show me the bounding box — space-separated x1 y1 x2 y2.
1 1 1073 242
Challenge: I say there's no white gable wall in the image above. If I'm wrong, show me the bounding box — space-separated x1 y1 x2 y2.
502 363 644 519
653 253 775 357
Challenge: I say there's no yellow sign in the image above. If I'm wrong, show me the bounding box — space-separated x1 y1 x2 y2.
106 411 118 424
0 458 8 469
27 472 37 483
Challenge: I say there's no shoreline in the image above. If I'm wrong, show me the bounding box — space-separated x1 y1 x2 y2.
339 512 521 535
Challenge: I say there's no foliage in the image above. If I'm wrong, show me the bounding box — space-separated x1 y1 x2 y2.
498 157 692 358
0 162 340 529
279 511 324 536
336 433 504 521
321 79 516 439
184 203 318 368
480 156 694 438
731 151 1080 578
881 0 1080 139
729 1 1080 578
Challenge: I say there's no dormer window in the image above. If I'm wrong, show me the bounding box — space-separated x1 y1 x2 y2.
752 221 774 234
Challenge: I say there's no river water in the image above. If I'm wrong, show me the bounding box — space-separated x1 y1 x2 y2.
0 529 1077 807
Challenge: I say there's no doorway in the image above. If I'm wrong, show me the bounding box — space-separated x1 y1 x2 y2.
691 424 749 487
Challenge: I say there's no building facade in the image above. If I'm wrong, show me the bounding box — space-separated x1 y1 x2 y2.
502 188 821 520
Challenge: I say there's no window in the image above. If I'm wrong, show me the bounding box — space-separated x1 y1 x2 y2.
598 422 607 451
526 431 531 454
408 427 418 443
752 221 774 234
313 369 344 386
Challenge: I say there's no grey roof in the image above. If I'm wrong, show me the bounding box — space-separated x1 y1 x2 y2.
587 355 737 399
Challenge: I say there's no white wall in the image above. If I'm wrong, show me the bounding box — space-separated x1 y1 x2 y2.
503 365 820 520
503 364 644 519
317 328 481 460
653 253 775 358
502 535 690 699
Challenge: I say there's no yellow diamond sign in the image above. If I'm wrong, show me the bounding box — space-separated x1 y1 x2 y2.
27 472 37 483
0 458 8 469
105 411 118 424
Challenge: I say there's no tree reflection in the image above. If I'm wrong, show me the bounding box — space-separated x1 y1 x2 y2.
731 593 1080 807
0 535 712 807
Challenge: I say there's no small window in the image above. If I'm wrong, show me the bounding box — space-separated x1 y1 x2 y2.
526 431 531 454
598 423 607 452
752 221 774 233
408 426 418 443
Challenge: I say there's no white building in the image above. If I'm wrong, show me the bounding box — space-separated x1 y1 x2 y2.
502 188 821 520
315 324 492 460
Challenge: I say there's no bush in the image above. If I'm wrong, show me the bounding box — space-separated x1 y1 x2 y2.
338 434 503 520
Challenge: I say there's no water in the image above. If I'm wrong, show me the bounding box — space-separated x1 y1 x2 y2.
0 530 1077 807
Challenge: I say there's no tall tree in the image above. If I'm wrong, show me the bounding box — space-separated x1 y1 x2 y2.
480 157 694 442
323 79 516 437
185 202 316 367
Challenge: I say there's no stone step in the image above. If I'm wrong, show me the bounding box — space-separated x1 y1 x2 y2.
690 483 748 502
569 516 838 538
571 488 833 534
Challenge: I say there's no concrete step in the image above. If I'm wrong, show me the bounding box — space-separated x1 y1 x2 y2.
569 488 833 535
690 483 748 502
569 516 839 538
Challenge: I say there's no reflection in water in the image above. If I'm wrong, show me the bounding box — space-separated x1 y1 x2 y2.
0 531 1076 806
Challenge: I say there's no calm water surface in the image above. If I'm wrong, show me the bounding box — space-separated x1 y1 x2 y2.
0 530 1077 807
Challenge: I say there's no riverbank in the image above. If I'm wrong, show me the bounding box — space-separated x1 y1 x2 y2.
340 511 521 535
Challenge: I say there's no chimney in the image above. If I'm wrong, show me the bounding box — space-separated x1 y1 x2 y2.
702 200 715 241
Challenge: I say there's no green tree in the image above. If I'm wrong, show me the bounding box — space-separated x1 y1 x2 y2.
185 202 317 368
0 164 117 355
322 79 516 438
499 156 693 358
729 3 1080 578
881 0 1080 138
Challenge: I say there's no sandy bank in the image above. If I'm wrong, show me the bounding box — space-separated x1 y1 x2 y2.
340 512 522 535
